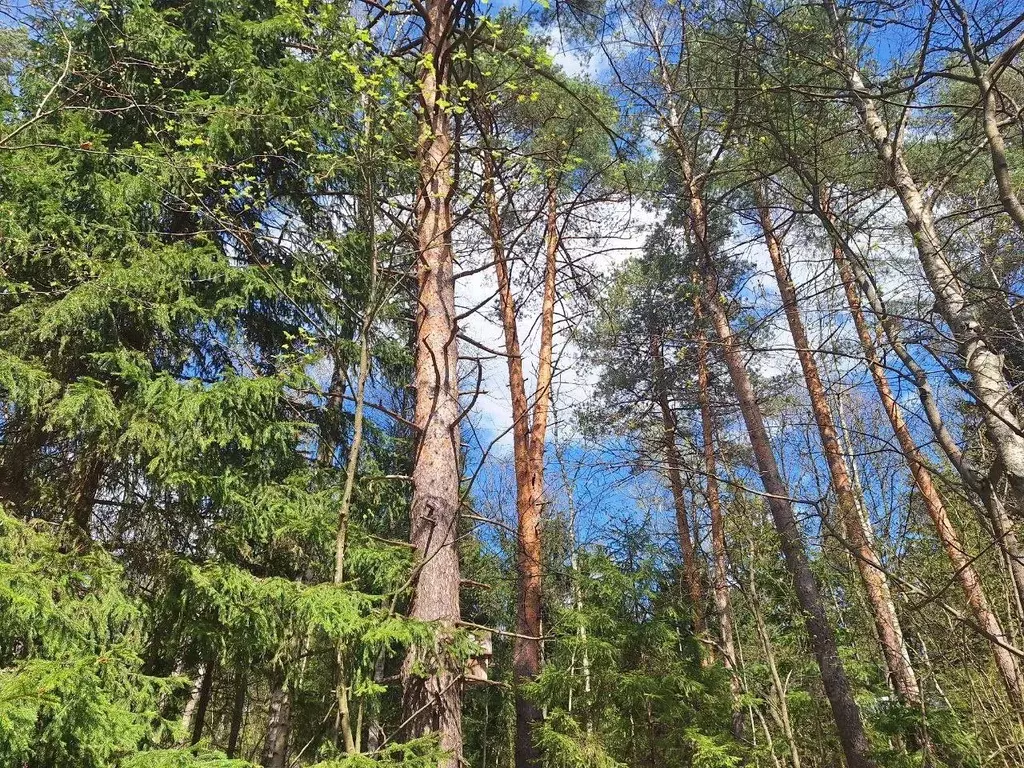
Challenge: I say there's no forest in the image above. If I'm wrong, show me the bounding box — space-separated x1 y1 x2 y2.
3 0 1024 765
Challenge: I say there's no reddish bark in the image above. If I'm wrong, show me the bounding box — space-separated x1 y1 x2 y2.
682 174 874 767
823 199 1024 710
650 332 706 635
695 317 743 737
754 190 921 709
484 159 557 768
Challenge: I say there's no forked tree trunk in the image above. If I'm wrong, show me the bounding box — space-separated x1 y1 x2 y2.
695 317 743 738
822 206 1024 709
513 179 558 768
754 190 921 709
482 154 557 768
400 0 463 762
650 331 706 636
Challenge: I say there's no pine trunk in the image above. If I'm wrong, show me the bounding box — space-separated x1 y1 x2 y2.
190 661 213 746
481 148 554 768
514 180 559 768
651 331 707 636
755 190 921 708
696 319 743 737
689 177 874 766
400 0 463 762
827 218 1024 709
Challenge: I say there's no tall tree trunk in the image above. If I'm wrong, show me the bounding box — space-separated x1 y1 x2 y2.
689 187 874 766
261 675 291 768
824 209 1024 709
825 0 1024 509
809 187 1024 625
650 331 706 636
190 661 214 746
483 152 538 767
754 189 921 709
652 27 872 763
520 179 559 768
481 138 557 768
227 671 246 759
400 0 463 762
695 317 743 738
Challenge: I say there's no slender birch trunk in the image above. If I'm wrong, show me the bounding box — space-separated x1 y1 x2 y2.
557 439 593 734
825 0 1024 508
809 187 1024 625
180 662 210 745
821 204 1024 708
261 675 291 768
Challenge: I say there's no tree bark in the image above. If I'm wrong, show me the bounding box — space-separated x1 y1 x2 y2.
695 317 743 738
190 661 214 746
809 188 1024 626
650 331 707 636
700 270 874 767
227 671 246 759
754 189 921 709
948 0 1024 233
651 22 873 763
261 675 291 768
825 0 1024 508
400 0 463 762
482 152 548 768
505 174 559 768
69 453 104 542
824 207 1024 709
688 183 874 766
